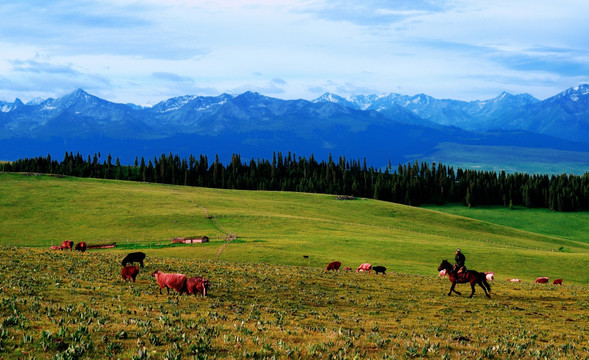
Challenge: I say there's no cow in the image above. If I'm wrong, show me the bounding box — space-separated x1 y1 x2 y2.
325 261 341 271
356 263 372 273
122 252 146 268
535 277 549 284
373 266 386 275
74 242 87 252
50 245 62 250
438 269 448 277
553 278 563 285
506 278 521 282
121 265 140 282
61 240 74 251
344 267 352 272
187 276 210 297
151 270 188 295
485 272 495 282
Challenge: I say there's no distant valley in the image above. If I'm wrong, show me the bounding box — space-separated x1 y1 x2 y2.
2 85 589 174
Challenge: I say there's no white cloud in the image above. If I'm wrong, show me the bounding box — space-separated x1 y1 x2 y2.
0 0 588 103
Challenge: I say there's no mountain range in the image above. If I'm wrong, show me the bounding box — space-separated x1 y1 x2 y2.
1 85 589 174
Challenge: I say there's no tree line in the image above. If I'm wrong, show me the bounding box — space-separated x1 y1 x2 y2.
2 151 589 212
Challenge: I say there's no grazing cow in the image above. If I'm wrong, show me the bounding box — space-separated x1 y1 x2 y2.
373 266 386 275
122 252 146 268
506 278 521 282
344 267 352 272
50 245 62 250
61 240 74 251
356 263 372 273
485 272 495 282
535 277 549 284
74 242 87 252
325 261 342 271
121 265 140 282
151 270 188 295
187 276 210 297
553 278 563 285
438 269 448 277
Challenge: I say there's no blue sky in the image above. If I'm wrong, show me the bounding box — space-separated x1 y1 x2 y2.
1 0 588 105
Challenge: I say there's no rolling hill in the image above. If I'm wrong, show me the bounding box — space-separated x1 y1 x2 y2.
1 173 587 284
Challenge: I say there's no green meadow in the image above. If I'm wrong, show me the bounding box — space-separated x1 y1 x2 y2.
1 173 588 283
0 172 588 358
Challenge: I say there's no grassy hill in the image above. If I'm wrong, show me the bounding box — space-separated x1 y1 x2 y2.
1 173 588 359
1 172 588 284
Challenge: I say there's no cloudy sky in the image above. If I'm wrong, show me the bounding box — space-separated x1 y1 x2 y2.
1 0 588 105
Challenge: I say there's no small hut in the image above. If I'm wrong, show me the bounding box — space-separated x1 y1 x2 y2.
172 236 209 244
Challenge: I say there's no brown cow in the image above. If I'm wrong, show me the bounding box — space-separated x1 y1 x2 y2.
122 266 140 282
61 240 74 251
325 261 342 271
535 277 549 284
187 276 210 297
74 242 87 252
553 278 563 285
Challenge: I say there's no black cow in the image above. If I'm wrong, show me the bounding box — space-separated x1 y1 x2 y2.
121 252 146 268
373 266 387 275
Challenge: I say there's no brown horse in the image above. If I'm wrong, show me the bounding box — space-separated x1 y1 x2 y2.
438 260 491 298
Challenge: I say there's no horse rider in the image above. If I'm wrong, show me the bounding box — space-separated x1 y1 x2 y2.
454 248 466 278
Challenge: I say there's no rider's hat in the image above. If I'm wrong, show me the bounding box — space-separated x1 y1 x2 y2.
456 248 461 252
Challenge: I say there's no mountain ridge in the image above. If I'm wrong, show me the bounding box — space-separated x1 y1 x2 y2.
1 85 589 174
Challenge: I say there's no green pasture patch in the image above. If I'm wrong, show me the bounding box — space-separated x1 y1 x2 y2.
423 203 589 245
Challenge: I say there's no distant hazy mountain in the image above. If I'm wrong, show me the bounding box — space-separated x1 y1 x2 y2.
1 86 588 174
313 85 589 142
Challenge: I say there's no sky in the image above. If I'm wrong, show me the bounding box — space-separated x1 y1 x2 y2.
1 0 589 106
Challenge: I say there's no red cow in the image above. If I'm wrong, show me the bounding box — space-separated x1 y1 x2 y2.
325 261 341 271
50 245 62 250
356 263 372 273
74 242 87 252
122 266 140 282
553 278 563 285
535 277 549 283
485 272 495 282
151 270 188 294
506 278 521 282
344 267 352 272
61 240 74 251
187 276 210 297
438 269 448 277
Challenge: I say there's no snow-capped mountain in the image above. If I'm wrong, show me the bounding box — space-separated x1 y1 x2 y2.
1 85 588 173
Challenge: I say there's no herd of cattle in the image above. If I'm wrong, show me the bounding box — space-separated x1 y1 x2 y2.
50 240 87 252
120 251 210 297
50 245 210 297
50 243 564 296
325 261 387 274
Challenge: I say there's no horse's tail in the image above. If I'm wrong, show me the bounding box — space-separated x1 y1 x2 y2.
478 272 491 293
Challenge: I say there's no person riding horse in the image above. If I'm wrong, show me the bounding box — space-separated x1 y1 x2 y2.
454 248 466 279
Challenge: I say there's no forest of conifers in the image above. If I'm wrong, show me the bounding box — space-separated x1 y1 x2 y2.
2 151 589 212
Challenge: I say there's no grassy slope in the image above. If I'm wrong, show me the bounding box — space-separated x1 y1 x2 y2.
0 247 587 359
1 173 588 284
422 203 589 245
